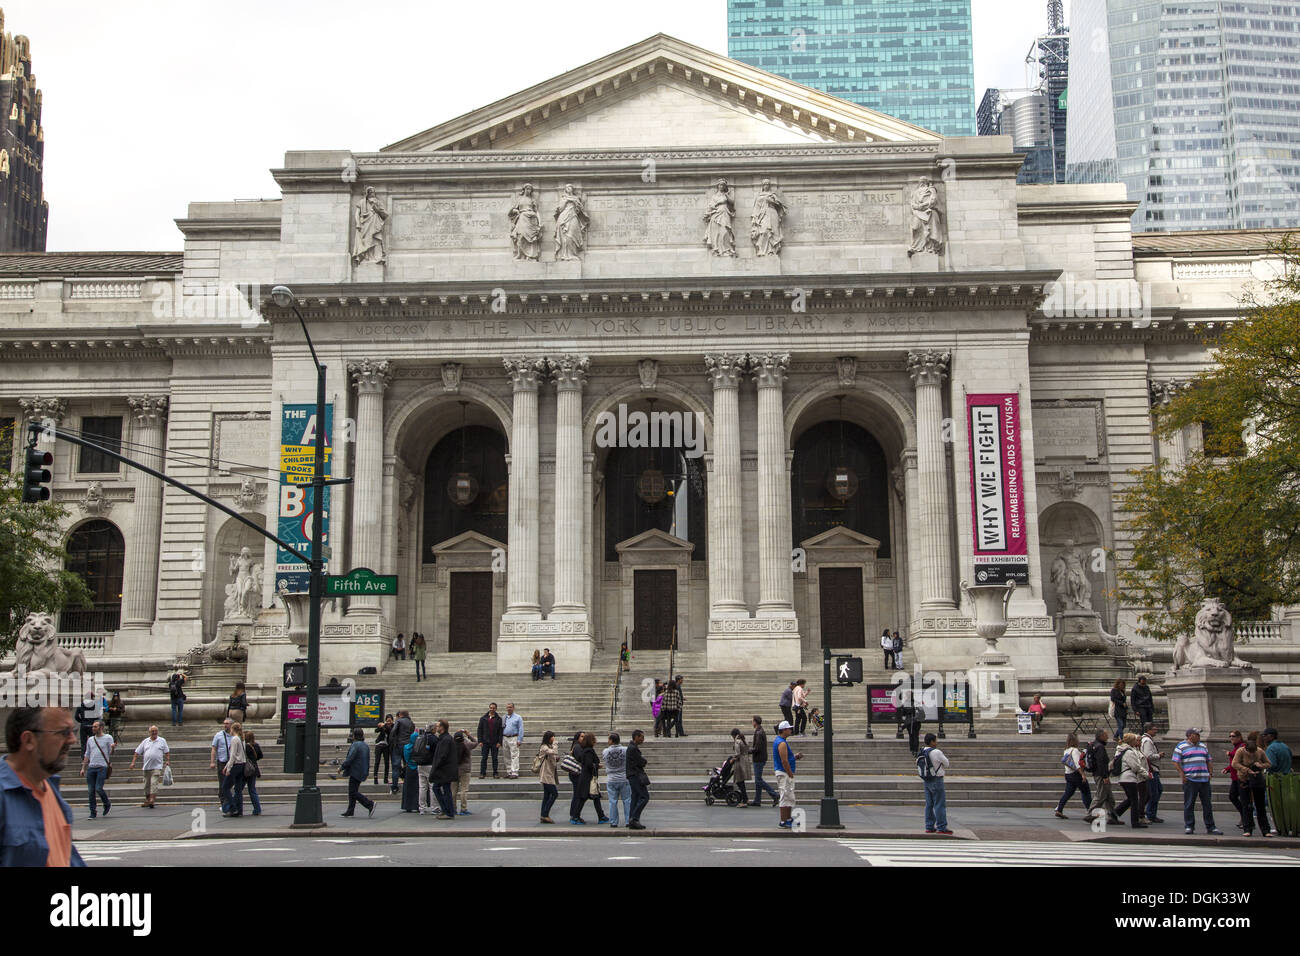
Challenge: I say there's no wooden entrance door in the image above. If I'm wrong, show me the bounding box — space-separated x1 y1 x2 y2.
819 566 865 648
633 569 677 650
448 571 493 652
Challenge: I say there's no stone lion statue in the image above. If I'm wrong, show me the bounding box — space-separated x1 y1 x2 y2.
1172 598 1250 670
12 612 87 676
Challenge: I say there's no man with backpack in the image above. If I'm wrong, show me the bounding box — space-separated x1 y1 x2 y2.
411 723 437 814
168 672 187 727
1083 730 1122 826
917 733 951 834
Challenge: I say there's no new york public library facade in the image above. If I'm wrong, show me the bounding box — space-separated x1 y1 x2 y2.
2 35 1293 693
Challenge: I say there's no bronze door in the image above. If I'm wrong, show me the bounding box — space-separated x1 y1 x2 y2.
448 571 493 652
633 569 677 650
818 566 865 648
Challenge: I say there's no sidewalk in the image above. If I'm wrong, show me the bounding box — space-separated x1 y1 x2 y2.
73 797 1300 849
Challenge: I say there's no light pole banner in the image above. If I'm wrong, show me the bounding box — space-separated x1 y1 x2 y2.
966 392 1029 583
277 402 333 593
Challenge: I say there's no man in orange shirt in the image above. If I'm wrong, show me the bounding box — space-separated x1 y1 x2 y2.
1 707 85 867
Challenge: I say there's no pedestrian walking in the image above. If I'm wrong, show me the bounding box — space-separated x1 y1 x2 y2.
1231 738 1273 836
917 732 951 834
899 697 923 755
537 731 560 824
1225 730 1245 824
778 681 795 729
602 733 631 827
410 723 436 814
222 721 249 817
411 634 427 682
1083 730 1121 825
773 720 802 830
627 730 649 830
672 676 688 737
1173 727 1222 835
1141 723 1165 823
660 680 684 738
453 728 478 815
226 683 248 724
1 707 85 866
750 716 778 807
1054 732 1093 818
880 629 894 669
127 725 169 809
792 679 808 736
74 697 99 752
502 702 523 778
167 672 186 727
80 719 114 820
400 730 420 812
569 732 608 825
391 709 415 792
651 680 666 737
729 728 752 807
210 717 235 814
374 715 393 787
1130 676 1154 729
620 641 631 673
892 631 904 671
478 702 504 777
243 730 263 816
338 728 375 817
1109 679 1128 739
431 721 458 820
106 692 126 740
1112 733 1151 828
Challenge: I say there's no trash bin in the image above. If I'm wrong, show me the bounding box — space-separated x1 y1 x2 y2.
284 721 306 774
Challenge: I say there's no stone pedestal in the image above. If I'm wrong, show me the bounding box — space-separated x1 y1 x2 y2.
1057 609 1112 653
969 653 1021 718
497 621 593 674
705 619 802 672
1164 666 1266 739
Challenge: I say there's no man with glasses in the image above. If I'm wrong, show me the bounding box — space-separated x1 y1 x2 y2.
0 707 86 866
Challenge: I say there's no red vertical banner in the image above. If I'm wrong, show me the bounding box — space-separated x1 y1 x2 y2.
966 393 1029 583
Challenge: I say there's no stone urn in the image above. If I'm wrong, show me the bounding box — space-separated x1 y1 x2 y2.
961 579 1017 653
279 592 316 650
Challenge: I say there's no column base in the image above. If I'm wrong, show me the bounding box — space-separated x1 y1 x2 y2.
909 611 1058 682
499 617 592 674
706 618 801 671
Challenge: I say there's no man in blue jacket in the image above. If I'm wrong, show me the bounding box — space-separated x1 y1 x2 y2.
1 707 86 866
337 728 374 818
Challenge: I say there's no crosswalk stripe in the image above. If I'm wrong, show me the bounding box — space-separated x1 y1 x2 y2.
838 839 1300 867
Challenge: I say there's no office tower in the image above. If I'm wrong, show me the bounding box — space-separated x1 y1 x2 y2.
0 8 46 251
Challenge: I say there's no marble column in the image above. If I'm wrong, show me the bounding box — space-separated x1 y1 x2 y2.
752 352 795 615
705 353 748 616
503 357 545 617
549 354 588 616
907 350 956 609
347 359 392 614
121 396 169 628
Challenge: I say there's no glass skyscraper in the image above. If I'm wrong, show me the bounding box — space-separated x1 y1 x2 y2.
727 0 977 136
1066 0 1300 231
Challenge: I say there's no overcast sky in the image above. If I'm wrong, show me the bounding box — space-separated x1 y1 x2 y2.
9 0 1068 251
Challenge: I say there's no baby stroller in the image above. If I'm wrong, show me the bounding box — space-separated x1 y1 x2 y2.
704 755 745 806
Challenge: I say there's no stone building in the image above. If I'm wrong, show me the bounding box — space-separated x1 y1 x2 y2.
0 8 47 251
1 36 1294 687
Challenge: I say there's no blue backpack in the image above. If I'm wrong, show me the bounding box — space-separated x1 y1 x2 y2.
917 747 937 780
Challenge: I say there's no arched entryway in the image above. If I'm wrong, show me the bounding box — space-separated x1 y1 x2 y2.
62 519 125 633
1039 501 1114 630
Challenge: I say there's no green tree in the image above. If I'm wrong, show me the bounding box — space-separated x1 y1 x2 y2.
1118 238 1300 641
0 468 92 652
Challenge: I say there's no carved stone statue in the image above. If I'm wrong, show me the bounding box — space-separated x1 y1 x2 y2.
509 184 542 261
553 184 589 261
225 546 260 620
702 179 737 257
352 186 389 265
906 175 945 257
1172 598 1251 670
12 612 86 676
1050 538 1093 611
749 178 787 256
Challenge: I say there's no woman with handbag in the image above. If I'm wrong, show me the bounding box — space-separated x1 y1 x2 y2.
223 722 248 817
243 729 264 816
536 731 560 824
568 732 610 825
729 728 752 807
227 682 248 724
1231 739 1273 836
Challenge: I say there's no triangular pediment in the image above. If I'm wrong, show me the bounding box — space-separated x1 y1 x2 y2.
801 526 881 551
615 528 695 554
431 530 505 554
384 34 940 152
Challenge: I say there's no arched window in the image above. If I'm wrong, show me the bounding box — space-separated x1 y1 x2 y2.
62 520 125 632
423 426 508 559
603 444 707 561
791 420 891 556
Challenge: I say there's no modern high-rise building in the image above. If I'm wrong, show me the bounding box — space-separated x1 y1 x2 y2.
0 8 46 252
1067 0 1300 232
727 0 976 136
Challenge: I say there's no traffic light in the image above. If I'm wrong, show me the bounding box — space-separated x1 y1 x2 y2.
22 444 52 503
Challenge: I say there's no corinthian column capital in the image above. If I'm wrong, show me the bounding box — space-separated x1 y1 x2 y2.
1149 379 1189 408
348 358 393 393
548 354 590 391
18 397 66 425
907 349 951 389
704 352 748 390
503 356 546 391
127 395 169 427
750 352 791 389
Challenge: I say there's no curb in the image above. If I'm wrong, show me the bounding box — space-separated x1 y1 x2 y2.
180 826 963 840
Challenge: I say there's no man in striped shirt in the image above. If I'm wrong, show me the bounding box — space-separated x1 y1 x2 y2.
1172 728 1223 835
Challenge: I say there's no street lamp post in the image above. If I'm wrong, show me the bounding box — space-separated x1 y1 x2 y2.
272 284 328 829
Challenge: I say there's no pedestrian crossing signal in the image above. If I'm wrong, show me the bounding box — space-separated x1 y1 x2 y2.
835 656 863 684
